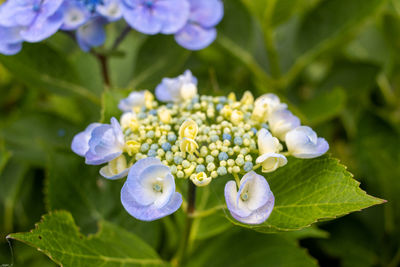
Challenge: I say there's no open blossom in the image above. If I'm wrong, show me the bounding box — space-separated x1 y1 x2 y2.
191 172 211 187
225 171 274 224
96 0 123 21
121 0 190 35
285 126 329 158
175 0 224 50
121 158 182 221
256 129 287 173
118 90 154 112
71 122 102 156
85 117 125 165
179 119 198 139
99 154 131 179
252 93 287 123
60 1 90 30
155 70 198 102
268 109 301 140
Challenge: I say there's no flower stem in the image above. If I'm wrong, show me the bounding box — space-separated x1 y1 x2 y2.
93 52 111 88
173 180 196 266
233 173 240 187
112 25 131 51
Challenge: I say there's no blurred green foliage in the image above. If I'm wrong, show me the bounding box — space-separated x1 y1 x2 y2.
1 0 400 266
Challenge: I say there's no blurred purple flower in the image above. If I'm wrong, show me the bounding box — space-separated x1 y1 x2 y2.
0 26 23 55
0 0 64 43
175 0 223 50
76 17 107 52
121 0 190 35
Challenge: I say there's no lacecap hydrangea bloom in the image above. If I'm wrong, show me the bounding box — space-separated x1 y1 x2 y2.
0 0 224 55
71 70 329 224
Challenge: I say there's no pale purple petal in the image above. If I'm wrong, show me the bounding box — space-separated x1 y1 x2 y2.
154 0 190 34
76 17 107 52
175 23 216 50
99 165 130 180
71 123 102 157
188 0 223 28
20 9 64 42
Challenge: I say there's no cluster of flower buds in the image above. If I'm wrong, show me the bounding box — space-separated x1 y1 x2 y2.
71 70 329 224
0 0 224 55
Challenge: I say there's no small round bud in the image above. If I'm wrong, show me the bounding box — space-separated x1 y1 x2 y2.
211 149 219 157
207 162 216 171
146 130 155 138
244 161 253 172
233 166 241 173
182 160 190 168
234 136 243 145
206 155 214 163
174 156 183 165
140 143 149 152
218 152 229 161
196 164 206 173
235 157 245 166
161 142 172 151
177 171 184 178
147 149 157 157
217 166 227 176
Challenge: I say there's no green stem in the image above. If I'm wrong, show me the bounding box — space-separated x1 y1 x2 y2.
233 173 241 187
262 0 281 79
112 25 131 50
173 180 196 266
93 52 111 88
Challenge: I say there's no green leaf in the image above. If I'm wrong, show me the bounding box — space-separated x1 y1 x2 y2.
0 112 78 166
226 156 384 232
0 43 100 105
0 159 28 236
45 152 161 247
281 0 384 83
354 113 400 237
188 230 317 267
128 35 190 90
299 87 347 125
0 141 11 174
8 211 165 267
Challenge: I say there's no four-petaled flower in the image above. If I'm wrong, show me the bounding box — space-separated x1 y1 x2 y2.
155 70 198 102
225 171 275 224
285 126 329 159
121 157 183 221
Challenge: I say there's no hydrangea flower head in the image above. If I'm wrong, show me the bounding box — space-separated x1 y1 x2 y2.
121 157 182 221
72 70 330 223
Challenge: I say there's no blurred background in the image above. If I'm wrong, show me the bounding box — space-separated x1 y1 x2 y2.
0 0 399 266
